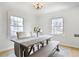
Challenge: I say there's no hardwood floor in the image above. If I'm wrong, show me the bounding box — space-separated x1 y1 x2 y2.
0 49 14 57
60 45 79 57
0 45 79 57
70 47 79 57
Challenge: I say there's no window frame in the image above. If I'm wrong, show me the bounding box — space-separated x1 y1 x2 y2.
10 16 24 37
51 17 64 35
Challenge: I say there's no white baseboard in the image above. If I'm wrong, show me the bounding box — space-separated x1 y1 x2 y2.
0 47 14 53
60 42 79 49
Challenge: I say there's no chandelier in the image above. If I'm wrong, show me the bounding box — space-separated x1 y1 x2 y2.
33 2 44 9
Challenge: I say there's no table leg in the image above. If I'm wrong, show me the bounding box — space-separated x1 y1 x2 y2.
56 45 60 51
46 40 49 44
14 43 20 57
32 45 35 53
37 44 39 50
24 47 29 57
28 45 35 55
40 42 44 47
20 45 25 57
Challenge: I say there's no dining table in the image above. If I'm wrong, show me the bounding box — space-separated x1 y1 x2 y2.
11 35 53 57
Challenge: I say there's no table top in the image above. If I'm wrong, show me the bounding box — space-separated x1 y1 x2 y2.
11 35 53 47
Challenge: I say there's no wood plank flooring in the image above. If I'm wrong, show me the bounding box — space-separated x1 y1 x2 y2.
0 45 79 57
60 45 79 57
70 48 79 57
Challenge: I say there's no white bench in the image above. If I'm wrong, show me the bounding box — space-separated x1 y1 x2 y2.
29 41 59 57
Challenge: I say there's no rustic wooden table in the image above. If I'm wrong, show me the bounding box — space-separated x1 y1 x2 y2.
11 35 53 57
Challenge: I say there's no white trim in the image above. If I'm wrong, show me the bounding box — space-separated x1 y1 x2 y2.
0 47 13 52
60 42 79 48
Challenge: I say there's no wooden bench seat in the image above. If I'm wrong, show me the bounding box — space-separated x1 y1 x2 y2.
29 41 59 57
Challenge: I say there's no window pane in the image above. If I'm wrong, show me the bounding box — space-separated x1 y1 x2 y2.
17 27 23 32
10 26 14 31
52 20 58 26
11 16 18 26
13 16 18 22
11 20 14 25
10 16 14 25
10 16 14 21
57 18 63 27
11 31 17 36
52 19 63 27
54 27 63 33
18 17 23 23
10 26 18 32
13 21 18 26
17 22 23 26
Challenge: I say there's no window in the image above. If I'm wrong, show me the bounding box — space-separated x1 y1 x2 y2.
52 17 63 34
10 16 24 36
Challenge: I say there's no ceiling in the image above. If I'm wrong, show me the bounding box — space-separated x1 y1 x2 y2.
0 2 79 14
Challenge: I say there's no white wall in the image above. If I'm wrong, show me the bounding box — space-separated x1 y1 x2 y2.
0 3 79 51
8 10 36 37
37 7 79 48
0 8 37 51
0 7 14 51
